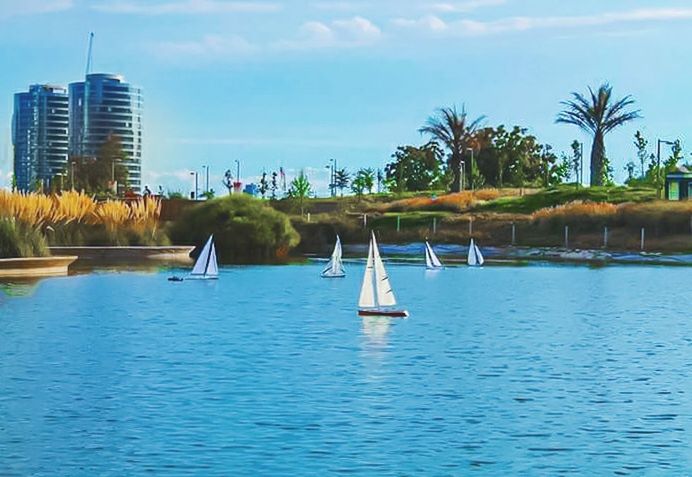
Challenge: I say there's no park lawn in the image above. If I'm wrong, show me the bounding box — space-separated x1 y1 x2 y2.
474 185 657 214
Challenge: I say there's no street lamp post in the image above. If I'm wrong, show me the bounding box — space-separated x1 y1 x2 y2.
657 139 675 199
70 161 76 190
325 162 332 197
190 171 198 200
235 160 241 193
202 165 210 195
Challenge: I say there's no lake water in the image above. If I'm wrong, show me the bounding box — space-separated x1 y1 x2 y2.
1 263 690 476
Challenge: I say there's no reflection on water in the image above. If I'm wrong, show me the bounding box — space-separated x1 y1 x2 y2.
1 264 691 475
0 280 40 299
361 316 392 347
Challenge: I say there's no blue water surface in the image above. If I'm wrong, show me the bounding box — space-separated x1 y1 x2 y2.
0 264 690 476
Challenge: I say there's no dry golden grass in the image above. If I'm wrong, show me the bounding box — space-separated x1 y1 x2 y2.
0 191 162 232
92 200 131 231
386 190 501 213
532 201 618 221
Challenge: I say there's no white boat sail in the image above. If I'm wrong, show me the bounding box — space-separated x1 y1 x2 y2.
358 232 408 318
321 235 346 278
189 235 219 279
467 238 485 267
424 241 443 269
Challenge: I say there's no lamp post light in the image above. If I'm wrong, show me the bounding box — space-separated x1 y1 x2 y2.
190 171 198 200
233 159 241 194
202 165 210 195
70 161 76 191
325 163 332 197
657 139 675 199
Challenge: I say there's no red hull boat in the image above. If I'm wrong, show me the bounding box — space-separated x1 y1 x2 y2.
358 309 409 318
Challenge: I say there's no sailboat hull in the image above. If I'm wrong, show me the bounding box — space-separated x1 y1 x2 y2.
321 273 346 278
358 309 409 318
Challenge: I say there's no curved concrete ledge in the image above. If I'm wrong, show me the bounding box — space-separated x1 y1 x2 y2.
48 246 195 263
0 256 78 278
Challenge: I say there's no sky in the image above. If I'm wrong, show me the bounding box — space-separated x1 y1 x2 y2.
1 0 692 195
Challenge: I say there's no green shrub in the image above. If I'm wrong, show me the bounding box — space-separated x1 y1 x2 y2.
46 223 170 247
169 195 300 263
0 219 49 258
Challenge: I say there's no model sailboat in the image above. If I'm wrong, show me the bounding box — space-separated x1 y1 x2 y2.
358 232 408 318
321 235 346 278
467 238 485 267
424 241 443 269
189 235 219 279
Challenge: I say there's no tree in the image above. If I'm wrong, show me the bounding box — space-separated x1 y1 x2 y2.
625 161 637 182
223 170 234 195
556 83 641 186
385 142 445 193
70 135 128 194
634 130 648 179
419 105 485 192
270 172 278 200
288 170 312 215
474 125 546 188
259 172 269 199
352 168 375 194
333 168 350 196
570 140 582 187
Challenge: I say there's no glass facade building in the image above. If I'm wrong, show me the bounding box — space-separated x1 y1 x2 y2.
69 74 143 192
12 85 69 191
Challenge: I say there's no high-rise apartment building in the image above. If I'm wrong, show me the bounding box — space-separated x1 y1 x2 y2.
12 85 69 191
69 74 143 192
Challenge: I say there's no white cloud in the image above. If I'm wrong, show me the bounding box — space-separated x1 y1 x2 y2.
0 0 73 18
276 16 382 50
152 35 258 61
394 7 692 36
93 0 281 15
392 15 448 32
430 0 506 14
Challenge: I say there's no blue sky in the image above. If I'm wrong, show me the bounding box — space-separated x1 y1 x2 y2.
1 0 692 194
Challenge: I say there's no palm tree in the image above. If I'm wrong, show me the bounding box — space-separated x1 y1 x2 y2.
419 105 485 192
556 83 641 186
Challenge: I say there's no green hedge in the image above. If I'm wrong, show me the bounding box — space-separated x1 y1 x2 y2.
169 195 300 263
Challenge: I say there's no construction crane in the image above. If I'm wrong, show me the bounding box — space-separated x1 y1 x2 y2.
85 32 94 77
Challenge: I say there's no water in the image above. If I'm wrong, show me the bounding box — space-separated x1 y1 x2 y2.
1 264 690 476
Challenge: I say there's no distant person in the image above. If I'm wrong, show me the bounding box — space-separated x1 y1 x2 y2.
143 185 152 197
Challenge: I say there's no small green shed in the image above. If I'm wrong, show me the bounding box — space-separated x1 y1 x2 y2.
665 166 692 200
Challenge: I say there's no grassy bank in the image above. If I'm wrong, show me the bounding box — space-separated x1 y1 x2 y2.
280 186 690 254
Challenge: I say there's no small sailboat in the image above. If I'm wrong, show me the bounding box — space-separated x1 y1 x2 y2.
467 238 485 267
321 235 346 278
188 235 219 280
424 241 444 269
358 232 408 318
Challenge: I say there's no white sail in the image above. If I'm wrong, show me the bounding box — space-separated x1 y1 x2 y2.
190 235 218 278
206 242 219 277
467 238 484 267
474 242 485 266
322 235 345 277
426 241 443 268
424 242 433 268
372 233 397 307
467 238 478 266
358 238 376 308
